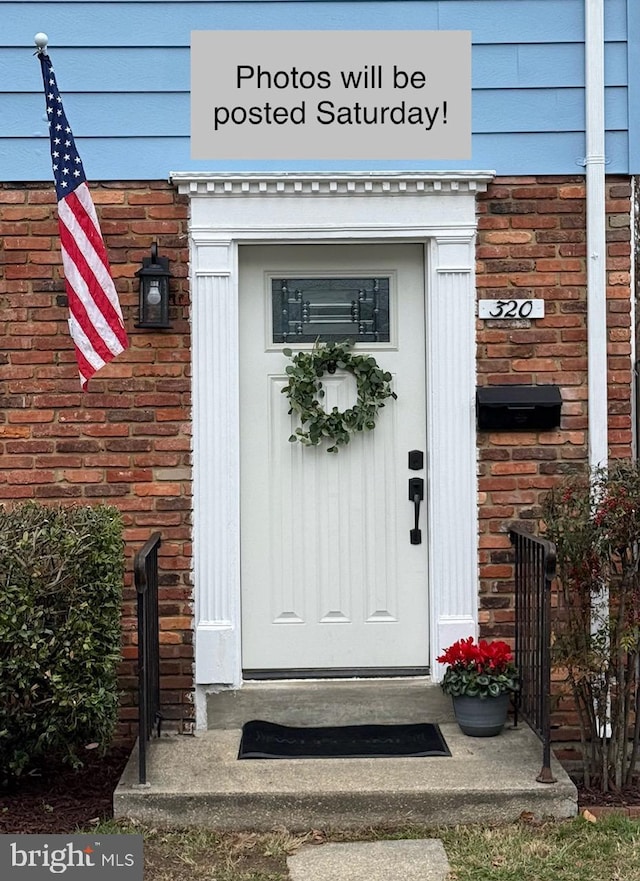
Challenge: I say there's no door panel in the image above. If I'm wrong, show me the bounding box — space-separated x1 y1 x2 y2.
239 244 428 671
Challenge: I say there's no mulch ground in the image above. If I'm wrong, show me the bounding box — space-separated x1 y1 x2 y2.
2 747 640 833
577 781 640 818
578 784 640 807
0 747 132 833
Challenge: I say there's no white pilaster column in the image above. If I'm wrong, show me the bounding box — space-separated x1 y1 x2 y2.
191 240 242 685
427 236 479 675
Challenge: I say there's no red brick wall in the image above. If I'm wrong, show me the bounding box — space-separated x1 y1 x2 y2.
0 181 193 739
476 175 633 644
0 175 634 746
475 175 633 759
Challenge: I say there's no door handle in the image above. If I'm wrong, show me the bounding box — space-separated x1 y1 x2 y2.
408 477 424 545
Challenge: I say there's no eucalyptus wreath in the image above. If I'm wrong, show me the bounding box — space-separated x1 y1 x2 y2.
282 341 397 453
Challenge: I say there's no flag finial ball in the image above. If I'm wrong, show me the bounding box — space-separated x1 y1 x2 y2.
34 33 49 50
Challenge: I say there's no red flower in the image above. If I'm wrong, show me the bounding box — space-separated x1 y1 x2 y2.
437 637 518 697
437 637 513 673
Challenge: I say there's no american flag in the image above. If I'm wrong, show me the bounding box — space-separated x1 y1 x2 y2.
38 50 129 389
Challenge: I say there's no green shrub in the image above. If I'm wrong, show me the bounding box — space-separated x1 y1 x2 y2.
0 502 125 781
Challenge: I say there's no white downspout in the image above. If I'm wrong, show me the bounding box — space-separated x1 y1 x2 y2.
585 0 608 472
585 0 610 738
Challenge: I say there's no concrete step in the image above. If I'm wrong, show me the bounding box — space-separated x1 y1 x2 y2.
206 678 455 728
114 722 578 831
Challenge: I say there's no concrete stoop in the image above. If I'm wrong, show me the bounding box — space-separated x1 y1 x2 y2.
115 679 577 831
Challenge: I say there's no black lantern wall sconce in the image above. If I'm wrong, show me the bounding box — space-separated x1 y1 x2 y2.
135 243 172 329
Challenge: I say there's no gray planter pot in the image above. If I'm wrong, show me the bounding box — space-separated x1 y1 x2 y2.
451 693 510 737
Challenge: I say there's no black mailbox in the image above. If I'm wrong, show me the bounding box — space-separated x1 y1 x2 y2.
476 385 562 431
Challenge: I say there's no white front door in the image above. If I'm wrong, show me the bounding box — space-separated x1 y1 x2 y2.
239 243 429 673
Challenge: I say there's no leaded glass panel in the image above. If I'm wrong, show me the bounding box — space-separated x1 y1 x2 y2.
272 277 390 344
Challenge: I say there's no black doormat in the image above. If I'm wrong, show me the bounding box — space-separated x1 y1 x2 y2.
238 719 451 759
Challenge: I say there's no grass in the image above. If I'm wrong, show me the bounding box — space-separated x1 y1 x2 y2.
438 815 640 881
93 815 640 881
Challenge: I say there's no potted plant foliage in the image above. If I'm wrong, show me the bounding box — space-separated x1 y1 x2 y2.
437 637 519 736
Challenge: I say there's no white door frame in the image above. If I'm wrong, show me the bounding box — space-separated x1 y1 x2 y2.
171 171 493 722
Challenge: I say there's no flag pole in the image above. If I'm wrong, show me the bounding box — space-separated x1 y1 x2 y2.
33 32 129 389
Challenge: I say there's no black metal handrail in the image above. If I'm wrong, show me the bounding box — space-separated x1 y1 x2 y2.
509 525 557 783
134 531 162 785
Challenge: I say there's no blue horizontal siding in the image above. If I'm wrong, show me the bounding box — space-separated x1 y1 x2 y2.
1 48 192 92
1 0 634 179
3 130 629 178
439 0 627 41
473 87 627 133
2 0 596 46
628 0 640 170
5 94 189 136
2 42 629 92
5 2 435 43
5 86 628 138
474 42 628 89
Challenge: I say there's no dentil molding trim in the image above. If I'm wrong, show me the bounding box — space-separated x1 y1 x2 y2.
171 170 494 197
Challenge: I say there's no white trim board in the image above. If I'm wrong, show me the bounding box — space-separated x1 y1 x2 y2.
171 171 493 725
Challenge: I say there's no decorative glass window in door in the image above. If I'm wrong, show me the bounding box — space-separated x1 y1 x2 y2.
272 277 390 344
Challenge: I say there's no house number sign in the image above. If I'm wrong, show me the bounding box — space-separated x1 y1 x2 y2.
478 299 545 320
